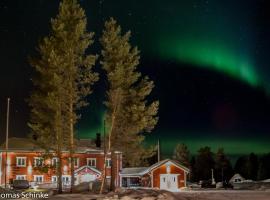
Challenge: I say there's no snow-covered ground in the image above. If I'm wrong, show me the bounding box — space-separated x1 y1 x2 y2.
47 190 270 200
175 190 270 200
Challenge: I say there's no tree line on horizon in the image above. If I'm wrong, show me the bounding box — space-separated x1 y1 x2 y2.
28 0 159 194
170 143 270 182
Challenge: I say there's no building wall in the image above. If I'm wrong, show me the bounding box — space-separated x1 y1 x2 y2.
152 163 186 188
141 174 151 187
0 151 122 186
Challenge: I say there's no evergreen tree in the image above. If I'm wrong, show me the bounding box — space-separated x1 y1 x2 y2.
257 153 270 180
190 156 197 182
100 18 159 166
51 0 98 191
234 153 259 180
28 0 98 193
172 143 190 168
29 20 67 194
99 18 159 190
215 148 233 182
247 153 258 180
234 156 248 178
194 146 215 181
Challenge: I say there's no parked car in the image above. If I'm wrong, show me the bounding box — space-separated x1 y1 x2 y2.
216 182 223 188
199 180 216 188
12 180 30 190
223 181 233 189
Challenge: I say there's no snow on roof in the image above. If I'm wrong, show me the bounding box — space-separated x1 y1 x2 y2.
0 137 102 153
148 159 190 173
120 159 190 176
74 165 102 175
0 137 39 151
120 167 149 176
229 173 245 182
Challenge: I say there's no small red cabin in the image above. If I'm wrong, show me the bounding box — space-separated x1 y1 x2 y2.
120 159 189 191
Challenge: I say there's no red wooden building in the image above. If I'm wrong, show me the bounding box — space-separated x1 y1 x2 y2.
120 159 189 191
0 138 122 188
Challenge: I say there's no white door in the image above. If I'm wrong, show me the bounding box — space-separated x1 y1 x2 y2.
80 174 96 183
160 174 178 191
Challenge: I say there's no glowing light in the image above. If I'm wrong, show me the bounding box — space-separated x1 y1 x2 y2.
46 159 51 165
7 157 11 175
146 134 270 155
28 165 32 174
63 165 68 173
7 157 11 165
158 38 260 87
166 164 171 173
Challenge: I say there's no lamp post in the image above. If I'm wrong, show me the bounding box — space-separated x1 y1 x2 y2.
157 139 160 162
211 168 216 185
5 97 10 188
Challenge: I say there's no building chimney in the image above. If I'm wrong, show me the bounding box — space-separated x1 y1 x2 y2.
95 133 101 148
32 134 38 141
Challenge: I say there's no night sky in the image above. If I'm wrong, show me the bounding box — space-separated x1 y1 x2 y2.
0 0 270 157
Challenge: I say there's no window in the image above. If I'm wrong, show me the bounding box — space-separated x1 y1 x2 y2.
16 157 26 167
16 175 26 180
62 175 70 185
52 157 58 166
52 176 57 183
87 158 96 167
74 158 79 168
52 176 70 185
34 175 44 183
235 178 242 183
68 157 79 168
34 157 44 167
106 159 112 168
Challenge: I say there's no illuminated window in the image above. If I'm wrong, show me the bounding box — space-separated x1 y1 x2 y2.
106 159 112 167
74 158 79 168
16 175 26 180
34 157 44 167
87 158 96 167
68 157 79 168
16 157 26 167
62 175 71 185
52 176 57 183
34 175 44 183
52 157 58 166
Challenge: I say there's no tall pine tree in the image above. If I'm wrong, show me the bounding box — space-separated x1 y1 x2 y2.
215 148 233 182
173 143 190 168
29 0 98 193
99 18 159 191
195 146 215 181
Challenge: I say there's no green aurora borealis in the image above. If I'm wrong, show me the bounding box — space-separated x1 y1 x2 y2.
2 0 269 157
158 38 259 87
74 0 270 157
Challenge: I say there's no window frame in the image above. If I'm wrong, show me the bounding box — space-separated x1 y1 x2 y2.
33 157 44 167
52 157 58 167
16 157 26 167
33 175 44 183
74 157 79 168
68 157 80 168
105 158 112 168
51 176 57 183
62 175 71 185
87 158 96 167
16 175 26 180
